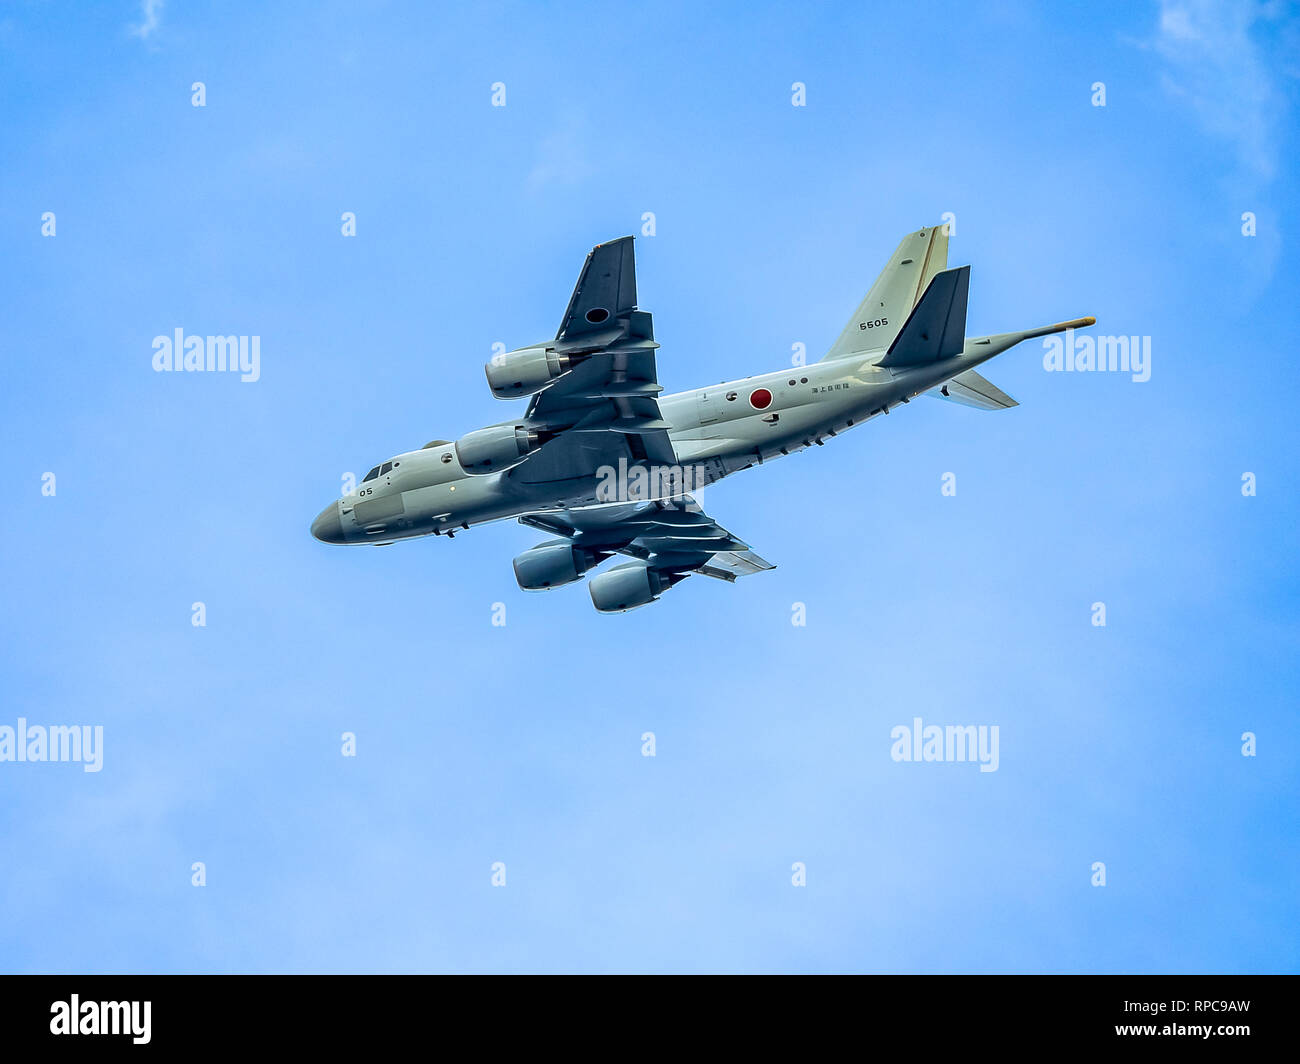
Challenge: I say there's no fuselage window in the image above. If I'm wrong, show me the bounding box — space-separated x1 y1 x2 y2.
362 466 381 483
725 391 737 401
440 453 453 464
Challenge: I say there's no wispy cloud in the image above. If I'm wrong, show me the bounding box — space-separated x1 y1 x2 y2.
129 0 164 41
1151 0 1292 184
1147 2 1295 300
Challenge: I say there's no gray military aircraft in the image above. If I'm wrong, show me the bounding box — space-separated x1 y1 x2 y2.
312 226 1093 612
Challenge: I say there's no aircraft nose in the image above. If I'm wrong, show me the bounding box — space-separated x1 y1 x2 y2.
311 502 345 544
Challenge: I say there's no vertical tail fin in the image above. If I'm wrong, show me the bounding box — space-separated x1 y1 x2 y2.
877 265 970 367
821 225 950 361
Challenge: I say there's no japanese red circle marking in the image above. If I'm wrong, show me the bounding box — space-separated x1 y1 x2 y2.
749 388 773 410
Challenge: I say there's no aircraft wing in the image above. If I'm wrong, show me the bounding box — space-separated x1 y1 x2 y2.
511 237 678 484
554 235 638 345
519 496 775 583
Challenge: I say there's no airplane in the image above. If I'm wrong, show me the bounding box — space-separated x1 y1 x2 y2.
311 226 1094 612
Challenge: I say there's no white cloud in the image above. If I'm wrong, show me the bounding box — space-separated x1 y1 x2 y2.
1152 0 1291 184
129 0 164 41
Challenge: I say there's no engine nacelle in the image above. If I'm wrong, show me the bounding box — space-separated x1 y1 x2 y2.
588 562 679 613
484 345 572 399
513 540 600 590
454 424 540 475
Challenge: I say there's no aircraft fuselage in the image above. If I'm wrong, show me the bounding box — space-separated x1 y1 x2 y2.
310 332 1020 546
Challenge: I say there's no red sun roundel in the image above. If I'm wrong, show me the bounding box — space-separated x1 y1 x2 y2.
749 388 773 410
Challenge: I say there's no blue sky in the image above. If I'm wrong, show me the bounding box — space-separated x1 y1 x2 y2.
1 0 1296 973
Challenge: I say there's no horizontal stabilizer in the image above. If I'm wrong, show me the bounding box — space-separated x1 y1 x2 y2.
877 266 970 367
931 369 1017 411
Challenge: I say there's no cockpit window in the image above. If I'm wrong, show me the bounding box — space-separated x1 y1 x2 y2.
362 466 381 483
380 461 393 475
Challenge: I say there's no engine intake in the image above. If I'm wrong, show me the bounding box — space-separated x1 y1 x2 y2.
485 345 572 399
588 562 681 613
513 540 601 590
454 424 540 475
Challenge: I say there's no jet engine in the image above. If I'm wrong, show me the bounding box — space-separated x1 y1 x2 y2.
454 424 541 475
588 562 683 613
512 540 603 590
484 345 574 399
